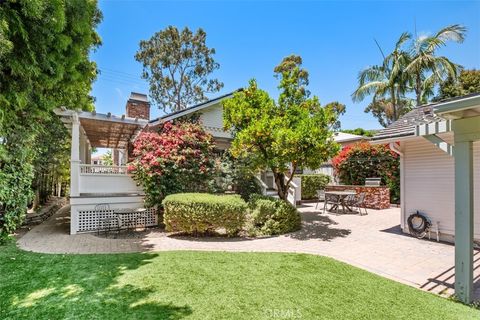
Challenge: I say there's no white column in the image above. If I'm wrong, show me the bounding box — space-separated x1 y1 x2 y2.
70 114 81 197
79 129 86 164
70 205 79 235
454 140 474 303
452 115 480 304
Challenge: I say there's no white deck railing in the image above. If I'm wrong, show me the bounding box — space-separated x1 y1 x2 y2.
80 164 128 175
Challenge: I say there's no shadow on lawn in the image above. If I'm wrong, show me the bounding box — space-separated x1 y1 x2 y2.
0 246 192 319
288 211 351 241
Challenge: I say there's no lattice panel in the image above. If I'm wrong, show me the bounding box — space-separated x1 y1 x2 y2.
77 208 158 233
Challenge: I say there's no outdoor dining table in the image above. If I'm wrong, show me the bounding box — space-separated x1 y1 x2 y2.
113 208 147 232
325 190 357 213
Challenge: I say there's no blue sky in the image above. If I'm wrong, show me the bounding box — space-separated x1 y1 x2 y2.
91 0 480 130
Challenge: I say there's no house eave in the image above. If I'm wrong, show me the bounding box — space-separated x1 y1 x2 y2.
148 90 240 126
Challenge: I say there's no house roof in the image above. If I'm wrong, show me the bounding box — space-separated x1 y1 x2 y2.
149 90 241 125
372 93 480 142
334 132 369 143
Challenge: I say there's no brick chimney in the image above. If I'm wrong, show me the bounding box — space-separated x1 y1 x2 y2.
126 92 150 120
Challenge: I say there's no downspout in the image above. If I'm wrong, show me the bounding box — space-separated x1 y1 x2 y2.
389 142 405 231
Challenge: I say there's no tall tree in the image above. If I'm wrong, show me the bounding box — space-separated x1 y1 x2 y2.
325 101 346 131
135 26 223 113
405 24 466 105
0 0 101 242
434 69 480 101
223 56 339 201
352 33 411 126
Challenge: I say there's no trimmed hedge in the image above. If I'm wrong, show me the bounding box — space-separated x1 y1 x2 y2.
247 195 301 236
162 193 247 236
300 174 330 200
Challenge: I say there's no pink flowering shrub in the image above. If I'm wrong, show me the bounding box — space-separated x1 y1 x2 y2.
130 121 216 206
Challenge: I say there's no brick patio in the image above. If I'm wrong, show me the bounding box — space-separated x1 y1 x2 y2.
17 203 480 300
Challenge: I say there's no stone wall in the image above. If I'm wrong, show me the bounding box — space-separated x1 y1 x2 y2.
325 185 390 210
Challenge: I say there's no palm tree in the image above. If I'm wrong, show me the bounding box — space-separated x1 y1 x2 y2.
405 24 466 105
352 32 410 123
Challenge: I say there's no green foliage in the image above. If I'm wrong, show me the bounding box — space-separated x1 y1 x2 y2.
353 24 466 126
0 137 34 242
223 55 340 200
247 195 301 236
407 24 466 105
341 128 377 138
0 0 101 242
325 101 346 131
101 150 114 166
364 98 413 128
299 174 331 200
435 69 480 101
352 32 412 126
213 152 262 201
31 116 71 206
332 142 400 204
162 193 247 236
135 26 223 113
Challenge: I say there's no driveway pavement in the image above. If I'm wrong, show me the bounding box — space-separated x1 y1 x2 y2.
17 203 480 300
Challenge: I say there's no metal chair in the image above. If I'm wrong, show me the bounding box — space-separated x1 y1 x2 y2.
315 189 326 210
323 193 342 215
351 193 368 215
96 203 117 237
344 190 357 207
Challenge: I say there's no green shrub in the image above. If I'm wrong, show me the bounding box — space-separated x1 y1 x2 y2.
247 195 301 236
162 193 247 236
300 174 330 200
212 153 262 201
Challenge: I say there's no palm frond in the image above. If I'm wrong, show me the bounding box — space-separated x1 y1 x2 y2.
352 80 388 102
357 65 384 85
435 24 466 44
395 32 411 50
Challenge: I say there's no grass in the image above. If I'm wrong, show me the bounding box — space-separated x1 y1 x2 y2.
0 242 478 320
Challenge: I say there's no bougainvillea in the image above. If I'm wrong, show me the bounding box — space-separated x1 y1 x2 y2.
129 121 216 206
331 142 400 203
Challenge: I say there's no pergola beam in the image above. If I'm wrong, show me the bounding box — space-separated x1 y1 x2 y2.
423 135 454 156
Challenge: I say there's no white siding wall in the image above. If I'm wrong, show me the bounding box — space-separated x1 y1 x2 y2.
403 136 480 241
199 105 224 128
199 106 232 139
79 174 143 194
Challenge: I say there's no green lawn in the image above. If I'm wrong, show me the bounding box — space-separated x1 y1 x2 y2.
0 243 477 320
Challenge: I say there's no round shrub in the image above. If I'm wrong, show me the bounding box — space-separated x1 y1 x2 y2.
300 174 330 200
162 193 247 236
247 195 301 236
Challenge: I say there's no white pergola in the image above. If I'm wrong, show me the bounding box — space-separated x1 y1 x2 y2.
417 94 480 303
54 108 148 197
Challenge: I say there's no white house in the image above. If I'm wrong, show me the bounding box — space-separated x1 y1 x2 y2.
57 90 367 234
372 92 480 303
372 93 480 244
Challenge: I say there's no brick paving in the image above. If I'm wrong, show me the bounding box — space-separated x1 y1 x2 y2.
17 203 480 300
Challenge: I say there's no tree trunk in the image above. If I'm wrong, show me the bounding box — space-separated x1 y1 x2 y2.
390 86 397 121
273 172 288 201
415 72 422 106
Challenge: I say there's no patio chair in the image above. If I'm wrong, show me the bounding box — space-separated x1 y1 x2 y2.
344 190 357 206
95 203 117 237
350 192 368 216
323 193 342 215
315 189 326 210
